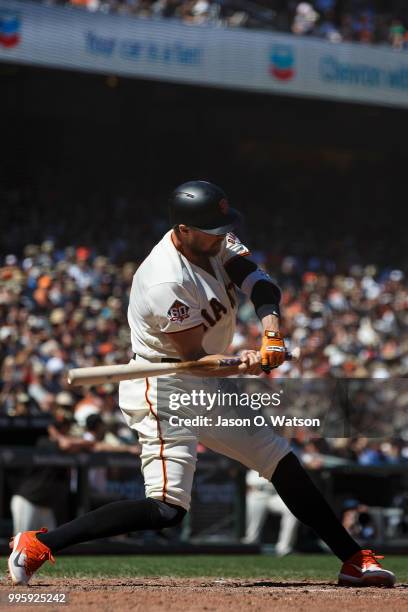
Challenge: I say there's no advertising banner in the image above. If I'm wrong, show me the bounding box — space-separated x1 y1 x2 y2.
1 1 408 108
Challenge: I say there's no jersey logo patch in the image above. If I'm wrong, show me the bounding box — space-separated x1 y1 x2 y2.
167 300 190 323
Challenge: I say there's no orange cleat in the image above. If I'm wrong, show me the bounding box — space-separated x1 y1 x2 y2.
338 549 395 587
8 527 55 585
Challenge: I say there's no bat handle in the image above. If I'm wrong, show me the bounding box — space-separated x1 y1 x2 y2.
218 357 242 367
219 348 300 368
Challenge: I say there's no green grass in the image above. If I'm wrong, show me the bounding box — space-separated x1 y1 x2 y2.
2 555 408 581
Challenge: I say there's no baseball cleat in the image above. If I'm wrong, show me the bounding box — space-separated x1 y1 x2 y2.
338 549 395 587
8 527 55 585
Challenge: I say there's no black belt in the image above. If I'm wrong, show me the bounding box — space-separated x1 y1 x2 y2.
132 353 181 363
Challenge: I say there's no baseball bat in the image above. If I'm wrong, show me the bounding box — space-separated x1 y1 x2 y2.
67 348 300 387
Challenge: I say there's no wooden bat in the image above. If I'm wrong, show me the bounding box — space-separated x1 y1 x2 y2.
67 348 300 386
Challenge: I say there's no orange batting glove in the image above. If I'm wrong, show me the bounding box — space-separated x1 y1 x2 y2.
260 330 286 373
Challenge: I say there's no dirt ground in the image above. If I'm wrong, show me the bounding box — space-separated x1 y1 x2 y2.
1 578 408 612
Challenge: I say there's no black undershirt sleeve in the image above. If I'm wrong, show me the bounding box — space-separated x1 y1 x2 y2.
224 255 258 286
224 256 281 319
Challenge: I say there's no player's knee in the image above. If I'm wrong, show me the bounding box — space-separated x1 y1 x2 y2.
150 499 187 528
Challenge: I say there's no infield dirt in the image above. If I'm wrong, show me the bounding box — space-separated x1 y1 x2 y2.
1 577 408 611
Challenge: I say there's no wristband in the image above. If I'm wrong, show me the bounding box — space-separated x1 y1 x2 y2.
264 330 282 339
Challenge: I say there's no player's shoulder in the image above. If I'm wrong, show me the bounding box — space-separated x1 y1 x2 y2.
219 232 251 263
134 231 188 288
224 232 247 248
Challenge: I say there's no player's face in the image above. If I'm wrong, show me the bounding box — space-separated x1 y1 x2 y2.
187 228 226 256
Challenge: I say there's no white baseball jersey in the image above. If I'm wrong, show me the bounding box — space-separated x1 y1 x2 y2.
119 228 290 511
128 230 250 359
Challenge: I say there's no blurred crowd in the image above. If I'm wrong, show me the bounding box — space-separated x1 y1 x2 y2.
1 191 407 541
0 242 136 442
236 261 408 379
1 227 407 463
33 0 408 48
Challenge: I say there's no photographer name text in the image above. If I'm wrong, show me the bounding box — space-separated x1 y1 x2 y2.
169 415 321 428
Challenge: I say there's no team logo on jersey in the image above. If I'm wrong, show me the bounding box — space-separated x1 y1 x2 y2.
167 300 190 323
219 198 229 214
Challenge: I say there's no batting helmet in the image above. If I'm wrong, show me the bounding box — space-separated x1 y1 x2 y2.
169 180 240 235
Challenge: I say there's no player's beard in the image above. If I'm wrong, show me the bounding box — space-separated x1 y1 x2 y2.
189 237 224 257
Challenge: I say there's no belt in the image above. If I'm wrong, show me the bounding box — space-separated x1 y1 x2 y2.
132 353 181 363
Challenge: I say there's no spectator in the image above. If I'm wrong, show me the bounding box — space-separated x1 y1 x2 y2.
341 499 377 541
389 18 406 49
82 413 140 509
316 9 342 42
84 413 140 453
292 2 319 35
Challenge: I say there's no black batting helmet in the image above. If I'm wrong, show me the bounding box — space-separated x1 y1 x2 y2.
169 180 240 236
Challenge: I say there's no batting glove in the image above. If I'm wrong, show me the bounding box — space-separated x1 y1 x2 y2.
260 330 286 373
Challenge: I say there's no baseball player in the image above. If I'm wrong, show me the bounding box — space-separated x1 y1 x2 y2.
8 181 395 588
243 470 298 555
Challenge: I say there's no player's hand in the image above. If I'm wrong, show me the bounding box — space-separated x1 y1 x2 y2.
238 349 262 375
260 330 286 373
